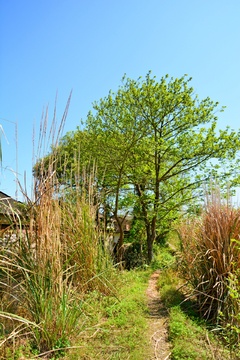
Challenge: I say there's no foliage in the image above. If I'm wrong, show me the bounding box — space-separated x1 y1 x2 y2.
48 72 240 263
122 215 147 269
89 72 240 262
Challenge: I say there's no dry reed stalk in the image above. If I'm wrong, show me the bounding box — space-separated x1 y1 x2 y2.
178 188 240 321
0 94 75 353
59 158 113 292
0 92 115 356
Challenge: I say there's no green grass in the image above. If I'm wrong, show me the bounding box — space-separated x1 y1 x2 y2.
168 305 233 360
66 269 151 360
169 306 210 360
62 245 175 359
150 244 175 271
167 229 181 250
157 267 185 307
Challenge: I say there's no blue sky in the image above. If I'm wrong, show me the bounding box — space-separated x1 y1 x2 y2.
0 0 240 200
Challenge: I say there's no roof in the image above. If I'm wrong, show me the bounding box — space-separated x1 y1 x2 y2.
0 191 23 215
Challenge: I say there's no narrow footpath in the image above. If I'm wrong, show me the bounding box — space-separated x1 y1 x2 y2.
146 270 171 360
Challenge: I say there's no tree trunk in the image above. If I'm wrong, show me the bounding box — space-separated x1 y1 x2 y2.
114 212 124 264
117 224 124 263
146 218 156 263
147 237 154 263
135 183 157 263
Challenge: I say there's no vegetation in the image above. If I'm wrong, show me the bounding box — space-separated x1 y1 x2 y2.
47 73 240 262
168 306 230 360
157 240 232 359
0 100 115 358
178 193 240 320
69 270 151 360
2 73 240 358
170 188 240 358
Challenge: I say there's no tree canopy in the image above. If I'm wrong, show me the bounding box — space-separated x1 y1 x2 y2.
44 73 240 262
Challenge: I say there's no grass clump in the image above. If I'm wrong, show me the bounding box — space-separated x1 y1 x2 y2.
150 244 175 271
178 190 240 321
0 98 114 358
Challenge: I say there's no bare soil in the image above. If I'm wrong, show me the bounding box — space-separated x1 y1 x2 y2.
146 270 171 360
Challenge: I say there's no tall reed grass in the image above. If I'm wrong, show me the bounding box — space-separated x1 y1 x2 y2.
0 96 114 357
177 188 240 330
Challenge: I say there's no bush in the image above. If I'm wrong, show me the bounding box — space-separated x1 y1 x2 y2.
123 241 147 269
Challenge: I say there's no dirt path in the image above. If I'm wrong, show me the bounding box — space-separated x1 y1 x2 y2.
146 270 171 360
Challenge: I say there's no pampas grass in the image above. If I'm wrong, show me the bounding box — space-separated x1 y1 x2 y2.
178 187 240 323
0 94 114 357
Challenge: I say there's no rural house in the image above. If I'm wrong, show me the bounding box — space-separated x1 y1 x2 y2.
0 191 24 230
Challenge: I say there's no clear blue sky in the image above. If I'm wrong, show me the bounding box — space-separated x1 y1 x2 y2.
0 0 240 200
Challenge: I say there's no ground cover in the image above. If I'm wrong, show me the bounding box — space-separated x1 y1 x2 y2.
64 269 152 360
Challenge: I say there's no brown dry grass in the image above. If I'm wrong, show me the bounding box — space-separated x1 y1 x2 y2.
178 189 240 322
0 94 114 357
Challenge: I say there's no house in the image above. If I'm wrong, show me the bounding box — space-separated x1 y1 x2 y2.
109 215 132 244
97 212 132 248
0 191 24 230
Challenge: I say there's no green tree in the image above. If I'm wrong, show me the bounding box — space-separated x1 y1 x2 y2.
86 73 240 262
86 98 148 262
44 73 240 263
